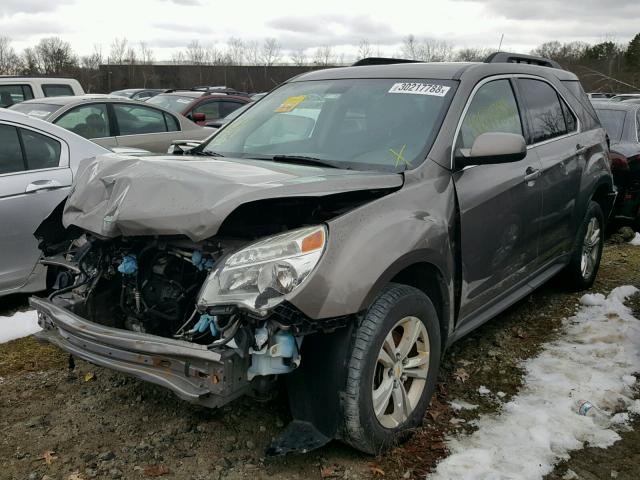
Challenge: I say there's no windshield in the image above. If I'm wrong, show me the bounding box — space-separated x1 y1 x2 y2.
595 108 626 142
147 94 195 112
201 78 456 172
9 102 60 119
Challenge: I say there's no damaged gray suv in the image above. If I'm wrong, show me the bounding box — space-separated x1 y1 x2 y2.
31 53 615 455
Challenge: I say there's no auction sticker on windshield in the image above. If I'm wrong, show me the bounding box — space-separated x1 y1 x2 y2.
388 82 450 96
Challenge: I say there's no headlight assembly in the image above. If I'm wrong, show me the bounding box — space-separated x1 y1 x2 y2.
197 225 326 313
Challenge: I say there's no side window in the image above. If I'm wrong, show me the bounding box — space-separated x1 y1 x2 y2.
561 100 577 133
636 111 640 141
0 125 25 174
457 79 523 150
21 129 62 170
164 113 180 132
219 101 244 118
55 104 110 139
518 79 567 143
0 84 34 107
193 101 221 120
113 104 167 135
42 84 75 97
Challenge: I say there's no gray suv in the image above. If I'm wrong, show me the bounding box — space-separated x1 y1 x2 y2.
31 53 614 455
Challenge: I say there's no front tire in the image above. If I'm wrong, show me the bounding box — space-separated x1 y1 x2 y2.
341 283 441 454
563 201 604 291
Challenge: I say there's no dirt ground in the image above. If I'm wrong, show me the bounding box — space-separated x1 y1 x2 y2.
1 240 639 480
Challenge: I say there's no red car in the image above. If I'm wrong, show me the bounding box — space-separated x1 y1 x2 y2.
146 88 251 126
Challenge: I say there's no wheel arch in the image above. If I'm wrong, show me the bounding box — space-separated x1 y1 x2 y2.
590 178 616 221
361 252 452 353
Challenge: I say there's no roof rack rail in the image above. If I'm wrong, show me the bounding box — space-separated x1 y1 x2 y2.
352 57 420 66
484 52 562 69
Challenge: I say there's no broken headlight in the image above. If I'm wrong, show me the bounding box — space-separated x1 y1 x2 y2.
197 225 326 313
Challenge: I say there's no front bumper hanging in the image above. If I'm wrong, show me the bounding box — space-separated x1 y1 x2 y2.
30 296 250 408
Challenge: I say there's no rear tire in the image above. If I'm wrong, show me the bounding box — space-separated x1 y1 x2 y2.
341 283 441 454
563 201 604 291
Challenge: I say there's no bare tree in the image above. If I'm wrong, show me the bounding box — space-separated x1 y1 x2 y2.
109 37 128 64
125 46 137 65
138 42 154 64
186 40 206 65
290 48 307 66
34 37 77 74
0 36 21 75
205 44 224 65
401 35 452 62
455 47 491 62
21 47 39 75
244 40 261 65
261 38 281 66
171 51 185 64
357 39 373 60
227 37 246 65
401 35 421 60
313 45 335 66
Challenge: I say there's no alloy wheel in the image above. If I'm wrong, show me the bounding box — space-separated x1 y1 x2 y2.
580 217 601 280
372 316 430 428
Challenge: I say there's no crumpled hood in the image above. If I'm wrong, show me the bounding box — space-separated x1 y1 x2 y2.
63 154 403 241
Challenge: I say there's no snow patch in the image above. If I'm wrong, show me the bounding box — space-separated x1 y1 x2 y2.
430 286 640 480
478 385 491 395
450 400 479 412
0 310 41 344
629 232 640 246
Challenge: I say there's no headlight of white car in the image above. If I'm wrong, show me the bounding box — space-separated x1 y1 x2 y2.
197 225 327 313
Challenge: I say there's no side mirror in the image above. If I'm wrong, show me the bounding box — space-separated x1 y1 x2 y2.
192 112 206 123
455 132 527 169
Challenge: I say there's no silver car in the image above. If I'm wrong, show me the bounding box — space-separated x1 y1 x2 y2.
10 95 212 153
0 109 110 297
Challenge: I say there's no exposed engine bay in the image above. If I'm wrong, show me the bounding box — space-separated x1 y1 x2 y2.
47 233 321 385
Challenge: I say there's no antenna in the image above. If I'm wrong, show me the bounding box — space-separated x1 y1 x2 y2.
498 34 504 52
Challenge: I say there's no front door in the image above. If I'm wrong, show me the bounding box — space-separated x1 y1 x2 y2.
0 123 71 293
452 78 544 323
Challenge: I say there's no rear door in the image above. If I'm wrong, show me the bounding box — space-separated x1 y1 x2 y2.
112 103 181 153
516 77 584 264
453 77 544 323
53 103 117 148
0 123 71 293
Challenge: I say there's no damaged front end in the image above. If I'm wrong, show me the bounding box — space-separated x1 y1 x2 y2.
34 224 332 404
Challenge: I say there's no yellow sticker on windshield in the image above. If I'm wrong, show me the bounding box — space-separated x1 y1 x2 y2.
275 95 306 113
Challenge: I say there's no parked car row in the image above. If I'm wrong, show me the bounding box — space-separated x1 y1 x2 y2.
10 52 617 457
10 95 212 152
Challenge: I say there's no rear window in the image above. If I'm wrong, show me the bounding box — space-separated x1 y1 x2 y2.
594 109 626 142
10 102 60 118
42 84 75 97
0 84 34 107
147 94 195 113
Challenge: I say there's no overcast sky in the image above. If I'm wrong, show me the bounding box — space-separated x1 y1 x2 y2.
1 0 638 61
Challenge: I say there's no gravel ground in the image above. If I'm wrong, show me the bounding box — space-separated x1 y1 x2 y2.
0 240 638 480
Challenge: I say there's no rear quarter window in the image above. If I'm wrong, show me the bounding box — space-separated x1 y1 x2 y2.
42 84 75 97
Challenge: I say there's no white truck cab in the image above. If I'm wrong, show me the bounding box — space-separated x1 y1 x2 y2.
0 77 84 108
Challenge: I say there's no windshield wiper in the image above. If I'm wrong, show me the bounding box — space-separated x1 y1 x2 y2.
192 149 224 157
271 155 344 169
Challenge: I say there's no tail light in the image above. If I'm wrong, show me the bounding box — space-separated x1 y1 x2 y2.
609 152 629 171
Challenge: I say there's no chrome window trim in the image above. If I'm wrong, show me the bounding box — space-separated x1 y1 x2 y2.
450 73 583 169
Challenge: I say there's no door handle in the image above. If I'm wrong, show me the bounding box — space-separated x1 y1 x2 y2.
524 167 542 183
25 179 62 193
576 143 589 155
